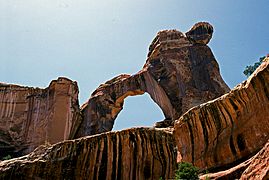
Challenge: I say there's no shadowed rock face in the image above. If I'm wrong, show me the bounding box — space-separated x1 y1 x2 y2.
0 78 80 158
0 128 177 180
75 22 230 137
186 22 213 44
174 58 269 171
240 140 269 179
200 140 269 180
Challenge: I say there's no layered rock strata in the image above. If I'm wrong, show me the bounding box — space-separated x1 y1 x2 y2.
174 58 269 170
75 22 230 137
0 77 80 157
0 128 177 180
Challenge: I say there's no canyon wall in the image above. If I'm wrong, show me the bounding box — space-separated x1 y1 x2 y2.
0 77 80 157
174 58 269 170
0 128 176 180
0 22 268 179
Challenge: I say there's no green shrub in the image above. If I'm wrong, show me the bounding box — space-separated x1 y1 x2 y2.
2 154 12 160
175 162 199 180
243 56 266 77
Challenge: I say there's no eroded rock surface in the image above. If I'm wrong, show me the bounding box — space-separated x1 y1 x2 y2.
0 22 268 180
200 140 269 180
186 22 213 44
75 22 229 137
0 77 80 158
241 139 269 179
174 58 269 171
0 128 177 180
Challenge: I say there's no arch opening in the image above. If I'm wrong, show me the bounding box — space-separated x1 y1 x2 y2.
112 93 165 131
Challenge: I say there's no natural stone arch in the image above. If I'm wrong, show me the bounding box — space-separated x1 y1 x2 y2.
74 22 230 137
75 72 174 137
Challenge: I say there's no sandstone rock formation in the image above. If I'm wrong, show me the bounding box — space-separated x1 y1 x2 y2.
0 77 80 158
174 58 269 171
0 22 268 180
0 128 176 180
241 140 269 179
186 22 213 44
75 22 230 137
200 140 269 179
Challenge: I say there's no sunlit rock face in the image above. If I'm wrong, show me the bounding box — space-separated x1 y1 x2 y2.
0 22 268 180
174 58 269 171
145 25 229 121
0 77 80 158
0 128 177 180
75 22 230 137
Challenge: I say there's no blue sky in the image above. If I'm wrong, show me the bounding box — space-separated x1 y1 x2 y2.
1 0 268 130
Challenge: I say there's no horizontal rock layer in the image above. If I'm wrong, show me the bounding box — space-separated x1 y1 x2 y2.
0 128 177 180
174 58 269 170
0 77 80 157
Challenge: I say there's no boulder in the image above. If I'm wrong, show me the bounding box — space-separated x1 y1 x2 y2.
186 22 213 44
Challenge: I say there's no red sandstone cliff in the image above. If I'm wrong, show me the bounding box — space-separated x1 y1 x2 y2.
174 58 269 173
0 22 268 180
0 77 80 158
0 128 176 180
